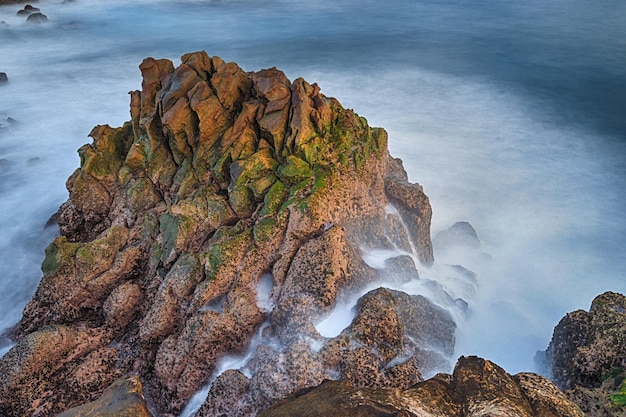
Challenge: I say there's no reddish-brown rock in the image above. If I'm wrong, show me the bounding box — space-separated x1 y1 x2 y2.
0 51 439 416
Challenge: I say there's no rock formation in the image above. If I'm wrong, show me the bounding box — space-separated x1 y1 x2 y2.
538 291 626 416
0 51 440 416
260 356 584 417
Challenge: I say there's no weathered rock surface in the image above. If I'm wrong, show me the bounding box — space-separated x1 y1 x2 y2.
0 51 439 416
538 291 626 416
260 356 584 417
57 376 153 417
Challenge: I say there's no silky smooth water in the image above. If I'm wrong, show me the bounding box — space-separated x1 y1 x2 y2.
1 0 625 374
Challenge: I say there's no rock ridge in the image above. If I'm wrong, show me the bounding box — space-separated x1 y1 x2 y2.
0 51 438 416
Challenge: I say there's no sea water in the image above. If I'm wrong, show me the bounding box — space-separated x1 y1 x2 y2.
1 0 624 375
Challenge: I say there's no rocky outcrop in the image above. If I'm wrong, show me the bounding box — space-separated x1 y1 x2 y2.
57 376 153 417
0 52 439 416
260 356 584 417
538 291 626 416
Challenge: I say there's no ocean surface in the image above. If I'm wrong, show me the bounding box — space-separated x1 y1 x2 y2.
1 0 625 381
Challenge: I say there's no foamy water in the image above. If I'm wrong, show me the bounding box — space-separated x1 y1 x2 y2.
1 0 624 385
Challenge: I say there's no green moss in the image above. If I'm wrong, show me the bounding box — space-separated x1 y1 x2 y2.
75 226 128 269
204 230 252 281
212 151 232 189
228 185 254 218
79 125 132 181
41 237 80 276
146 144 177 188
610 380 626 406
204 194 236 228
248 174 277 201
260 180 288 217
126 177 159 212
231 149 278 189
277 155 312 185
118 165 132 188
253 217 277 246
124 139 148 173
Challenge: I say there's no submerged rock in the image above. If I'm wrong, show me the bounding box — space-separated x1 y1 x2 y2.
0 72 7 84
26 12 47 24
538 291 626 416
433 220 481 251
0 51 437 416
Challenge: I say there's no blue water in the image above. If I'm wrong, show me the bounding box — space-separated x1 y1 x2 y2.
1 0 624 374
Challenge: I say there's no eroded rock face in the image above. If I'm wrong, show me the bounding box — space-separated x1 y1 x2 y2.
57 376 153 417
0 52 437 416
259 356 584 417
538 291 626 416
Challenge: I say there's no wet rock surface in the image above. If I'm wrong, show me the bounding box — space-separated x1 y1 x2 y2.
538 291 626 416
0 50 614 417
0 52 437 416
57 376 153 417
260 356 584 417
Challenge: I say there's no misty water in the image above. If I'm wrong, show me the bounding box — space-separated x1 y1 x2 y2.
1 0 625 382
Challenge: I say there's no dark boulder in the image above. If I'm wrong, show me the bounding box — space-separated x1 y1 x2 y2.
26 12 47 24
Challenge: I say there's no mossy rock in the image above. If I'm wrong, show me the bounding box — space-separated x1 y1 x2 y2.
248 174 277 201
146 141 177 189
204 229 252 281
173 158 200 201
41 237 81 276
79 124 133 182
228 185 254 218
126 177 160 212
610 381 626 407
277 155 312 185
260 180 288 218
253 217 278 246
230 149 278 188
159 214 194 265
75 226 129 275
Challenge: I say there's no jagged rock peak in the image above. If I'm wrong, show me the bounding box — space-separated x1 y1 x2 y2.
0 51 436 416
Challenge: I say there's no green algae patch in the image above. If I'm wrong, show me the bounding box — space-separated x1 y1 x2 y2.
253 217 277 246
260 180 288 218
248 174 277 201
610 380 626 406
204 229 252 281
42 237 81 276
228 185 254 218
75 226 129 276
277 155 312 185
79 124 133 182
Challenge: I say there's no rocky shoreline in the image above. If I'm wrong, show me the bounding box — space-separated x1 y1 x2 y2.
0 52 623 416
